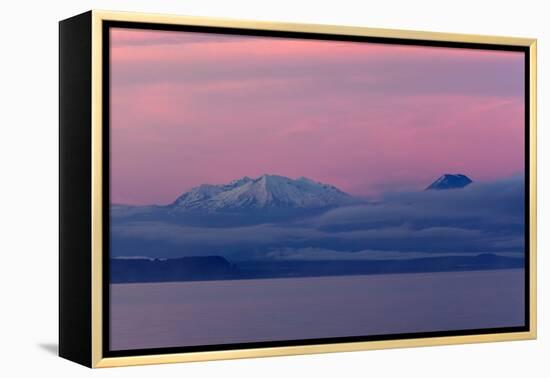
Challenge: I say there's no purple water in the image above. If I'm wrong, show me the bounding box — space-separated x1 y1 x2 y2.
110 269 525 351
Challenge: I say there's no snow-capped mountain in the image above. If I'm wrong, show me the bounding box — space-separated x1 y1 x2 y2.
426 174 473 190
171 174 355 211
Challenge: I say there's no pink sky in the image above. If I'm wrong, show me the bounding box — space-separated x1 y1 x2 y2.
110 28 525 205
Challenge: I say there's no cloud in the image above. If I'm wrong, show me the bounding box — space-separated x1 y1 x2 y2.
109 29 525 205
110 176 525 260
110 27 248 47
315 175 525 230
111 30 524 99
262 247 523 261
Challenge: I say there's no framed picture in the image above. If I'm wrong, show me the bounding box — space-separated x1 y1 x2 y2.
59 10 537 368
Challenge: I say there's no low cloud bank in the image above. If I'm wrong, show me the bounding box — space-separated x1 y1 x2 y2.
111 175 525 261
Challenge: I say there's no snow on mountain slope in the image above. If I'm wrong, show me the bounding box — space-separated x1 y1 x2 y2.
171 174 354 211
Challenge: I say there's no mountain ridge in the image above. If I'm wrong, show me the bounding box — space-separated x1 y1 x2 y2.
426 174 473 190
112 173 475 214
171 174 355 211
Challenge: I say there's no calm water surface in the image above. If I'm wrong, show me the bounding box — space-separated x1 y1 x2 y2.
110 269 525 351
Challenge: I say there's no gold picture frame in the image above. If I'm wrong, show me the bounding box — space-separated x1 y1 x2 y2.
59 10 537 368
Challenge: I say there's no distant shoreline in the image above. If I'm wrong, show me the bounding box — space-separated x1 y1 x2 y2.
110 267 525 286
110 254 524 284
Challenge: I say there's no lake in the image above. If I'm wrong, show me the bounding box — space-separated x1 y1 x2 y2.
110 269 525 351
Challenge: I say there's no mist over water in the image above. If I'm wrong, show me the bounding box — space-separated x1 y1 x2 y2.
110 175 525 263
